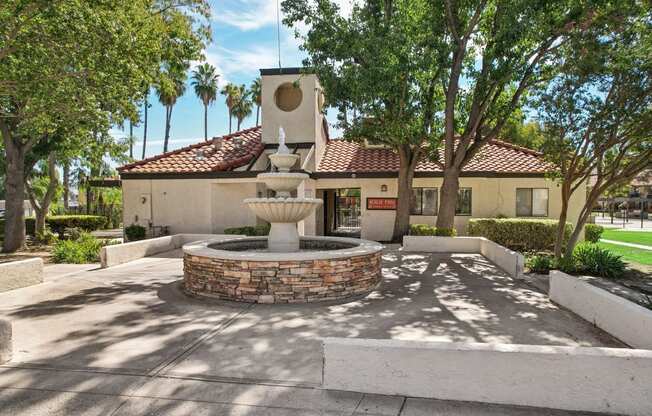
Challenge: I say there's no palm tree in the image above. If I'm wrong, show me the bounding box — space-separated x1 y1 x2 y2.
250 77 262 126
156 70 187 153
191 63 220 141
233 86 253 131
142 86 149 160
221 83 242 134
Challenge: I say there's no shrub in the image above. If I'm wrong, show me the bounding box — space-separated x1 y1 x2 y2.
51 232 105 264
584 224 604 243
409 224 457 236
467 218 571 252
36 227 59 245
526 254 554 274
224 224 270 236
554 255 577 274
25 215 107 236
125 224 147 241
572 243 625 279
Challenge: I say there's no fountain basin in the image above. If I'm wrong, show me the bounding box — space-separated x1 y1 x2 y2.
256 173 309 194
183 236 383 304
244 197 322 223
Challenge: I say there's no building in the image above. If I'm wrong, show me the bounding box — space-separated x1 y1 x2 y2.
118 68 584 241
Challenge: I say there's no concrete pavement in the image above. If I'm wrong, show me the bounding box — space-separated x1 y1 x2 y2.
0 248 623 415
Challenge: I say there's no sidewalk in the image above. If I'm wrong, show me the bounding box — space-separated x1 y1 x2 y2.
600 239 652 251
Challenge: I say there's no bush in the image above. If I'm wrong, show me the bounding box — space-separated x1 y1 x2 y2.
51 233 105 264
572 243 625 279
125 224 147 241
526 254 554 274
584 224 604 243
36 227 59 245
224 224 271 236
554 255 577 274
409 224 458 236
467 218 571 252
26 215 107 236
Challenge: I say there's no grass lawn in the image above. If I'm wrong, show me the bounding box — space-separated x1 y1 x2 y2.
597 241 652 266
601 229 652 247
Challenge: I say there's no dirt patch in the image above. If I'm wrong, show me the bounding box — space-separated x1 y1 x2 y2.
0 244 53 264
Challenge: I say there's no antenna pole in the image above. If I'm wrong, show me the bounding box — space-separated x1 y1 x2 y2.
277 0 282 69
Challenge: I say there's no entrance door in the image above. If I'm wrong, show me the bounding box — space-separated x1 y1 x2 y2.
324 188 361 237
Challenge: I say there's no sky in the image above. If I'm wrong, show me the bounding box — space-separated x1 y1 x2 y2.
113 0 357 159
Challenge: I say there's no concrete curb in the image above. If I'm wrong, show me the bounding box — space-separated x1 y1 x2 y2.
322 337 652 416
0 319 11 364
549 270 652 349
0 258 44 293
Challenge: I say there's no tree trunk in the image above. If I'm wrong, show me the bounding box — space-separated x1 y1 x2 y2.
163 105 172 153
436 168 461 231
142 92 148 159
237 118 242 131
63 162 70 210
256 106 260 126
27 154 59 239
554 182 571 259
392 163 414 242
563 190 603 258
2 134 27 253
228 110 232 134
129 119 134 158
204 104 208 141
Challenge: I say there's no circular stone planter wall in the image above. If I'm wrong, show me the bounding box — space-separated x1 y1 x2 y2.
183 236 383 304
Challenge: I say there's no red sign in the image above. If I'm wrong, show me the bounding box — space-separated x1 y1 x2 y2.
366 197 397 210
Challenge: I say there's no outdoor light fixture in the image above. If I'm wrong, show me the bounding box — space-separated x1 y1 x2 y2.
381 184 388 192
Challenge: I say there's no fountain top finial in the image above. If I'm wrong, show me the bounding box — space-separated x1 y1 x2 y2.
277 127 290 155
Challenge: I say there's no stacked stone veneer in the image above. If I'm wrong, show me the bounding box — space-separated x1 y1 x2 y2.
184 252 382 303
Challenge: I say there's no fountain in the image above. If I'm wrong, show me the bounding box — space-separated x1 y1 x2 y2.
182 127 383 304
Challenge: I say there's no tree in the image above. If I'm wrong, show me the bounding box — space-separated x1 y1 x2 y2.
538 4 652 258
251 77 262 125
156 68 188 153
221 83 242 134
0 0 210 252
233 86 253 131
191 63 220 141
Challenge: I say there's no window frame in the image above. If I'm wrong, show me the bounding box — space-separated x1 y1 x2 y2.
410 187 438 216
455 187 472 216
516 188 549 217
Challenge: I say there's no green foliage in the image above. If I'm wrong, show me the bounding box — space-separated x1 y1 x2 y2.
224 224 271 237
554 255 578 275
52 233 107 264
572 243 626 279
584 224 604 243
409 224 457 236
526 254 554 274
36 227 59 245
467 219 571 252
25 215 107 236
125 224 147 241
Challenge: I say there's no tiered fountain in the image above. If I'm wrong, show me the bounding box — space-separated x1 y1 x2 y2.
183 128 383 304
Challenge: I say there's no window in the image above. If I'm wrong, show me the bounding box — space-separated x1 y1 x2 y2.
456 188 472 215
516 188 549 217
411 188 438 216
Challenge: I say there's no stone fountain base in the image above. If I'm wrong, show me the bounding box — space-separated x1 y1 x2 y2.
182 236 383 304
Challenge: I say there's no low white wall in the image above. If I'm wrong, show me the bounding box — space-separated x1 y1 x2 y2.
402 236 523 278
323 338 652 416
550 271 652 349
0 258 43 293
100 234 239 268
480 239 524 278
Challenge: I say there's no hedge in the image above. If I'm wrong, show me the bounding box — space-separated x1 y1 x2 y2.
584 224 604 243
467 218 571 252
25 215 107 236
409 224 457 236
224 224 270 236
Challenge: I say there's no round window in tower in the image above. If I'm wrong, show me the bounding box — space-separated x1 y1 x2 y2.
274 82 303 112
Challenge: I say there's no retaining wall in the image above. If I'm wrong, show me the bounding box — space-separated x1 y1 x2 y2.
323 337 652 416
100 234 241 268
550 271 652 349
402 236 524 278
0 258 43 292
0 319 11 364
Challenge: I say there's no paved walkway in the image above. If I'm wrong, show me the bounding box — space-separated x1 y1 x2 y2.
0 249 621 415
600 238 652 251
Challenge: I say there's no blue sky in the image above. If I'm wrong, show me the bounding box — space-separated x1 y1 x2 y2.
113 0 355 159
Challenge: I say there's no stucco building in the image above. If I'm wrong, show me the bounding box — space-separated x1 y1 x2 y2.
118 68 584 241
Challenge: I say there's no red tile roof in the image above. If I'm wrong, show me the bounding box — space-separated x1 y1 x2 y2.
317 139 553 174
118 127 264 174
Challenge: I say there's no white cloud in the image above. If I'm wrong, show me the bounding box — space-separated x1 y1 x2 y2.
211 0 277 31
